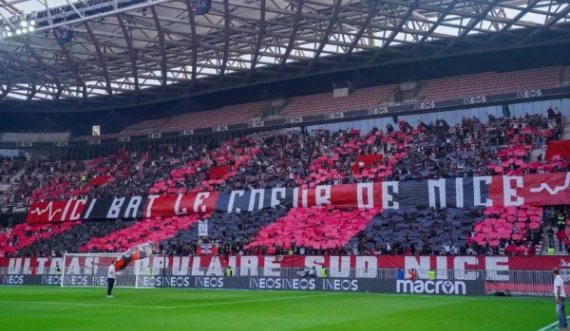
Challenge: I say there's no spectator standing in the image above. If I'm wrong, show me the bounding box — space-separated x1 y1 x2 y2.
553 268 568 331
107 261 116 298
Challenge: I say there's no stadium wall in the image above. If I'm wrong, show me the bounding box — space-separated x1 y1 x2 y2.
1 255 569 296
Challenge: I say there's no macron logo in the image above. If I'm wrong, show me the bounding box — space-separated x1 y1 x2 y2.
396 280 467 295
529 173 570 196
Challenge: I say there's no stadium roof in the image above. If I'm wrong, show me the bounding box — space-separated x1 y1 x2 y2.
0 0 569 110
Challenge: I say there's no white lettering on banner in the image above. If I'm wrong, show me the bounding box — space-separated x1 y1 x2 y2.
405 256 430 279
396 280 467 295
141 276 191 288
124 197 142 218
83 199 97 219
322 279 359 291
473 176 492 207
8 258 22 274
293 188 299 208
172 256 190 276
60 200 73 222
174 194 188 216
264 256 281 277
316 185 331 206
249 119 264 128
69 199 87 221
2 275 24 285
369 106 388 115
330 256 351 278
463 96 487 105
206 257 223 276
22 258 31 274
240 256 259 276
436 256 448 280
356 256 377 278
503 176 524 207
250 278 316 290
428 179 446 209
152 256 166 276
213 125 229 132
83 257 99 275
69 257 80 275
485 256 509 281
228 190 245 213
292 188 309 208
196 277 224 288
357 183 374 209
248 189 265 211
145 195 159 218
454 256 478 280
36 257 48 275
270 188 286 208
326 112 344 120
194 192 210 213
382 181 399 209
191 257 205 276
305 256 325 269
517 89 542 99
22 173 570 223
106 197 125 219
529 173 570 195
287 116 303 124
29 201 63 222
414 101 436 110
42 275 62 285
455 178 464 208
1 256 551 280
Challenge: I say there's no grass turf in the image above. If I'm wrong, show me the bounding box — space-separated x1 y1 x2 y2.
0 287 557 331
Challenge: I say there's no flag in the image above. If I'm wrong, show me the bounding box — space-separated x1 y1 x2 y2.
194 0 211 15
114 242 154 271
198 219 209 236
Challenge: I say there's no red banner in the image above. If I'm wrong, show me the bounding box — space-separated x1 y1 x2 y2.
1 255 567 274
546 140 570 160
209 165 232 180
489 172 570 206
26 200 87 223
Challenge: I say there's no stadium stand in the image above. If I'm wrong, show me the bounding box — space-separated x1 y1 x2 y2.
282 85 396 117
0 103 568 258
419 66 562 101
66 66 565 141
154 101 265 133
121 118 171 136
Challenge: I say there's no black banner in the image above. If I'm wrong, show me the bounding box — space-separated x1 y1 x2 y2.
25 173 570 223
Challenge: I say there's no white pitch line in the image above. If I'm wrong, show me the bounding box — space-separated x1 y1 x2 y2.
536 316 570 331
0 293 336 310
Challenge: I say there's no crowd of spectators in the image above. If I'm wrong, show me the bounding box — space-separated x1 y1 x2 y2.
0 109 568 257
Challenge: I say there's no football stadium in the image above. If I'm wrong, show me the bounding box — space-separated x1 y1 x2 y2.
0 0 569 329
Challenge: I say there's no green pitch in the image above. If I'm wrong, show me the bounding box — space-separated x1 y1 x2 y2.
0 287 558 331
